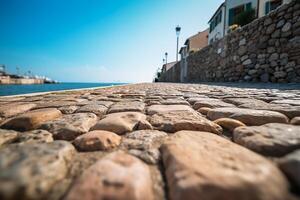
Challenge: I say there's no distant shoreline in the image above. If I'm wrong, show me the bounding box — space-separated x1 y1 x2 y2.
0 82 129 97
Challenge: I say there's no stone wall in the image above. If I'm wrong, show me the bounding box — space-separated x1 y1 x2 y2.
159 62 181 82
160 0 300 83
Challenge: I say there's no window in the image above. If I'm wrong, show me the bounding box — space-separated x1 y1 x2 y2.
265 0 282 15
209 10 223 33
229 5 245 26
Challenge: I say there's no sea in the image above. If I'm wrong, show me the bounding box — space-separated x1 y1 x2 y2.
0 82 126 96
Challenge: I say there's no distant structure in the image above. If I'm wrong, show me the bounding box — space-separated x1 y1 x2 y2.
0 65 5 75
0 65 57 85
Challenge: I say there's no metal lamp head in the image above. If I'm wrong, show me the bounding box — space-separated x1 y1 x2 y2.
176 25 181 36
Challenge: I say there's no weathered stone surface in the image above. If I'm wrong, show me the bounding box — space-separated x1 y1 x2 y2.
0 141 75 200
65 152 154 200
193 99 235 109
234 123 300 157
149 110 222 134
40 113 98 141
160 99 189 105
197 107 212 115
187 97 209 105
1 108 62 131
291 117 300 125
16 129 53 144
92 112 149 135
278 150 300 189
76 104 108 116
73 130 121 151
239 102 300 119
224 98 266 106
124 130 168 150
213 118 246 131
0 103 36 118
108 101 145 114
147 105 194 115
129 149 160 165
208 107 289 126
58 105 79 114
161 131 290 200
0 129 18 147
35 101 77 109
271 99 300 106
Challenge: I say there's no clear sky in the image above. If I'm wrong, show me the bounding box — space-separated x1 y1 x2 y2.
0 0 223 83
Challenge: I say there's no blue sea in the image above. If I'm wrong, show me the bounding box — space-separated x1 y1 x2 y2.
0 82 125 96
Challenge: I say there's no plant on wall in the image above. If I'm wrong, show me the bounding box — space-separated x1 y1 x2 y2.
234 8 256 27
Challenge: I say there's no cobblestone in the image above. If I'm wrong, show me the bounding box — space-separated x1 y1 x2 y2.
0 83 299 200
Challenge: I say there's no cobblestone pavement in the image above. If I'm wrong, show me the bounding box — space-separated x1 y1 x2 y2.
0 83 300 200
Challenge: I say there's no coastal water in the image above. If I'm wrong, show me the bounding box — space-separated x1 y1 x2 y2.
0 82 125 96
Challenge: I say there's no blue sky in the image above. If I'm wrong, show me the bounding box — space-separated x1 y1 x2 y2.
0 0 223 83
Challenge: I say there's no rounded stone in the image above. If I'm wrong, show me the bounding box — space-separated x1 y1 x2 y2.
233 123 300 157
73 130 121 151
213 118 246 131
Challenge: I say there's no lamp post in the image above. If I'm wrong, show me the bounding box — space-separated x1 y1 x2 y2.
175 25 181 62
165 52 168 65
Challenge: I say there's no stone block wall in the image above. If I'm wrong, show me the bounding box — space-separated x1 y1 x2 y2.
160 0 300 83
159 62 181 82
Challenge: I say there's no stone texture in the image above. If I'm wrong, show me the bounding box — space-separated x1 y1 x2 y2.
58 105 79 114
213 118 246 131
1 108 62 131
147 105 194 115
65 152 154 200
161 131 290 200
92 112 150 135
197 107 212 115
124 130 168 150
291 117 300 125
108 101 145 114
73 130 121 151
40 113 98 141
128 149 160 165
233 123 300 157
0 103 36 118
0 141 75 200
76 104 108 116
238 102 300 119
271 99 300 106
149 110 222 134
278 150 300 189
193 99 235 109
208 107 289 126
160 99 190 105
0 129 18 147
16 129 53 144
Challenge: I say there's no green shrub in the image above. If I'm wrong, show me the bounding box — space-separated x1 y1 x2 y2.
234 9 256 27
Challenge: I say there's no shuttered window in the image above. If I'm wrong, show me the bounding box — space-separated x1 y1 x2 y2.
228 8 234 26
265 1 271 14
245 2 252 11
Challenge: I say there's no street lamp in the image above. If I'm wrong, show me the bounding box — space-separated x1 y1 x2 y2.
175 25 181 62
165 52 168 65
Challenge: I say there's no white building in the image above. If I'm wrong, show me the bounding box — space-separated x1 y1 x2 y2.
208 3 226 44
208 0 291 44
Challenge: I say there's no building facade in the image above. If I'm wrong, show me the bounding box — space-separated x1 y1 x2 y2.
179 29 209 82
208 3 226 44
258 0 292 17
209 0 293 44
